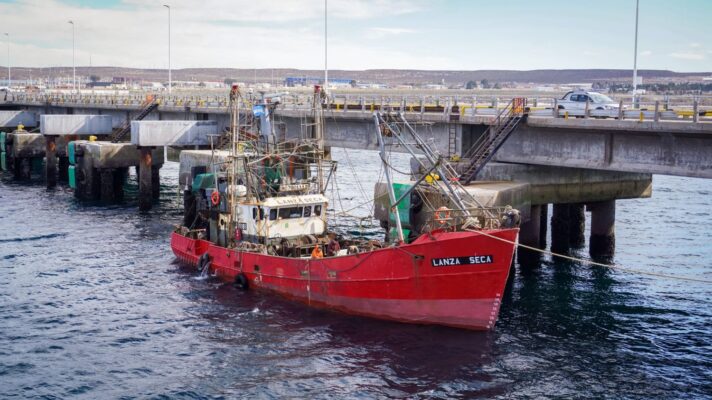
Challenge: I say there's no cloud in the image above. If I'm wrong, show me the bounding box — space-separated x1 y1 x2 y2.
640 50 652 56
0 0 429 70
582 50 599 56
366 27 415 39
669 52 705 60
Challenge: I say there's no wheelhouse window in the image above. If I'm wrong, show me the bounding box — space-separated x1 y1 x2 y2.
278 207 303 219
303 206 312 217
269 209 278 220
314 205 322 216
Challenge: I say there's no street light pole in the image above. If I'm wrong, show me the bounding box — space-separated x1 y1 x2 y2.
163 4 171 94
632 0 639 107
4 33 9 89
68 20 75 93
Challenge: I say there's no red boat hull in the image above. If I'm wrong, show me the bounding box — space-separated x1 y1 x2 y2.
171 229 518 330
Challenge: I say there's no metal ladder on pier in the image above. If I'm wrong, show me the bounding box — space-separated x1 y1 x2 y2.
110 96 160 143
447 123 457 158
459 98 526 185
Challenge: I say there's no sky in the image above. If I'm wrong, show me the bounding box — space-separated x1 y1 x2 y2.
0 0 710 72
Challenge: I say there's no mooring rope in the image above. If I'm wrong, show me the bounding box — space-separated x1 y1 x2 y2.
464 229 712 284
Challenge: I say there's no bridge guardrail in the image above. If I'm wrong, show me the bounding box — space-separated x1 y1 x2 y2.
3 92 711 123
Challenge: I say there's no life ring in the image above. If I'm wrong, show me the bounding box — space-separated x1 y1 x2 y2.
434 206 450 225
211 191 220 206
235 273 249 290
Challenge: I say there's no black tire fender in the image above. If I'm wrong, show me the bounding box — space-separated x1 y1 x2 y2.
235 273 249 290
197 253 210 271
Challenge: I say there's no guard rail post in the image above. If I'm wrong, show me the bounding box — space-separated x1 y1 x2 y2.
584 101 590 119
654 101 660 122
618 100 624 120
693 100 699 123
553 99 559 118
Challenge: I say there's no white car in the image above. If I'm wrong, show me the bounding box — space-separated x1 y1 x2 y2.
558 90 619 111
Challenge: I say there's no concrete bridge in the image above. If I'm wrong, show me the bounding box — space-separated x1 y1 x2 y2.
3 92 711 179
1 92 711 260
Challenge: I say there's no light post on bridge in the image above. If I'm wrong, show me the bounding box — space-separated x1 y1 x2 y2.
68 20 76 93
163 4 171 95
3 33 9 90
632 0 640 108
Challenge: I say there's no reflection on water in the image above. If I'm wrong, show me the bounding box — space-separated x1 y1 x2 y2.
0 150 710 399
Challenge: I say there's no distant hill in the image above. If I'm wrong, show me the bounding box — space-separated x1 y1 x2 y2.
6 66 710 85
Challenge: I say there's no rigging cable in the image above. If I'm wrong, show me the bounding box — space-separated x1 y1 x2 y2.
464 229 712 284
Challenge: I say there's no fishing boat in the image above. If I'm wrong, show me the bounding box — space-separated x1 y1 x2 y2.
171 84 520 330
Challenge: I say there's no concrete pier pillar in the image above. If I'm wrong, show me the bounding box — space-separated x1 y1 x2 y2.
99 169 117 203
58 157 69 182
519 204 541 247
75 150 98 200
539 204 549 249
568 203 586 248
14 157 31 180
183 189 197 228
588 200 615 258
138 147 153 211
45 135 58 188
517 204 543 267
151 166 160 200
550 204 571 253
113 168 127 202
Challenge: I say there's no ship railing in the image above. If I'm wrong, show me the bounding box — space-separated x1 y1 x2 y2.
421 206 511 232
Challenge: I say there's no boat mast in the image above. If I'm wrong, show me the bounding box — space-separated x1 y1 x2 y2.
313 85 325 194
373 114 405 243
229 84 240 233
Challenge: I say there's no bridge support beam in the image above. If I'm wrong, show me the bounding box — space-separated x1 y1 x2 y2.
588 200 615 258
99 169 117 203
539 204 549 249
183 189 197 228
13 157 31 180
75 155 99 200
138 147 155 211
568 203 586 248
45 135 57 188
551 204 572 253
519 204 541 247
58 156 69 182
152 165 161 200
517 204 543 267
